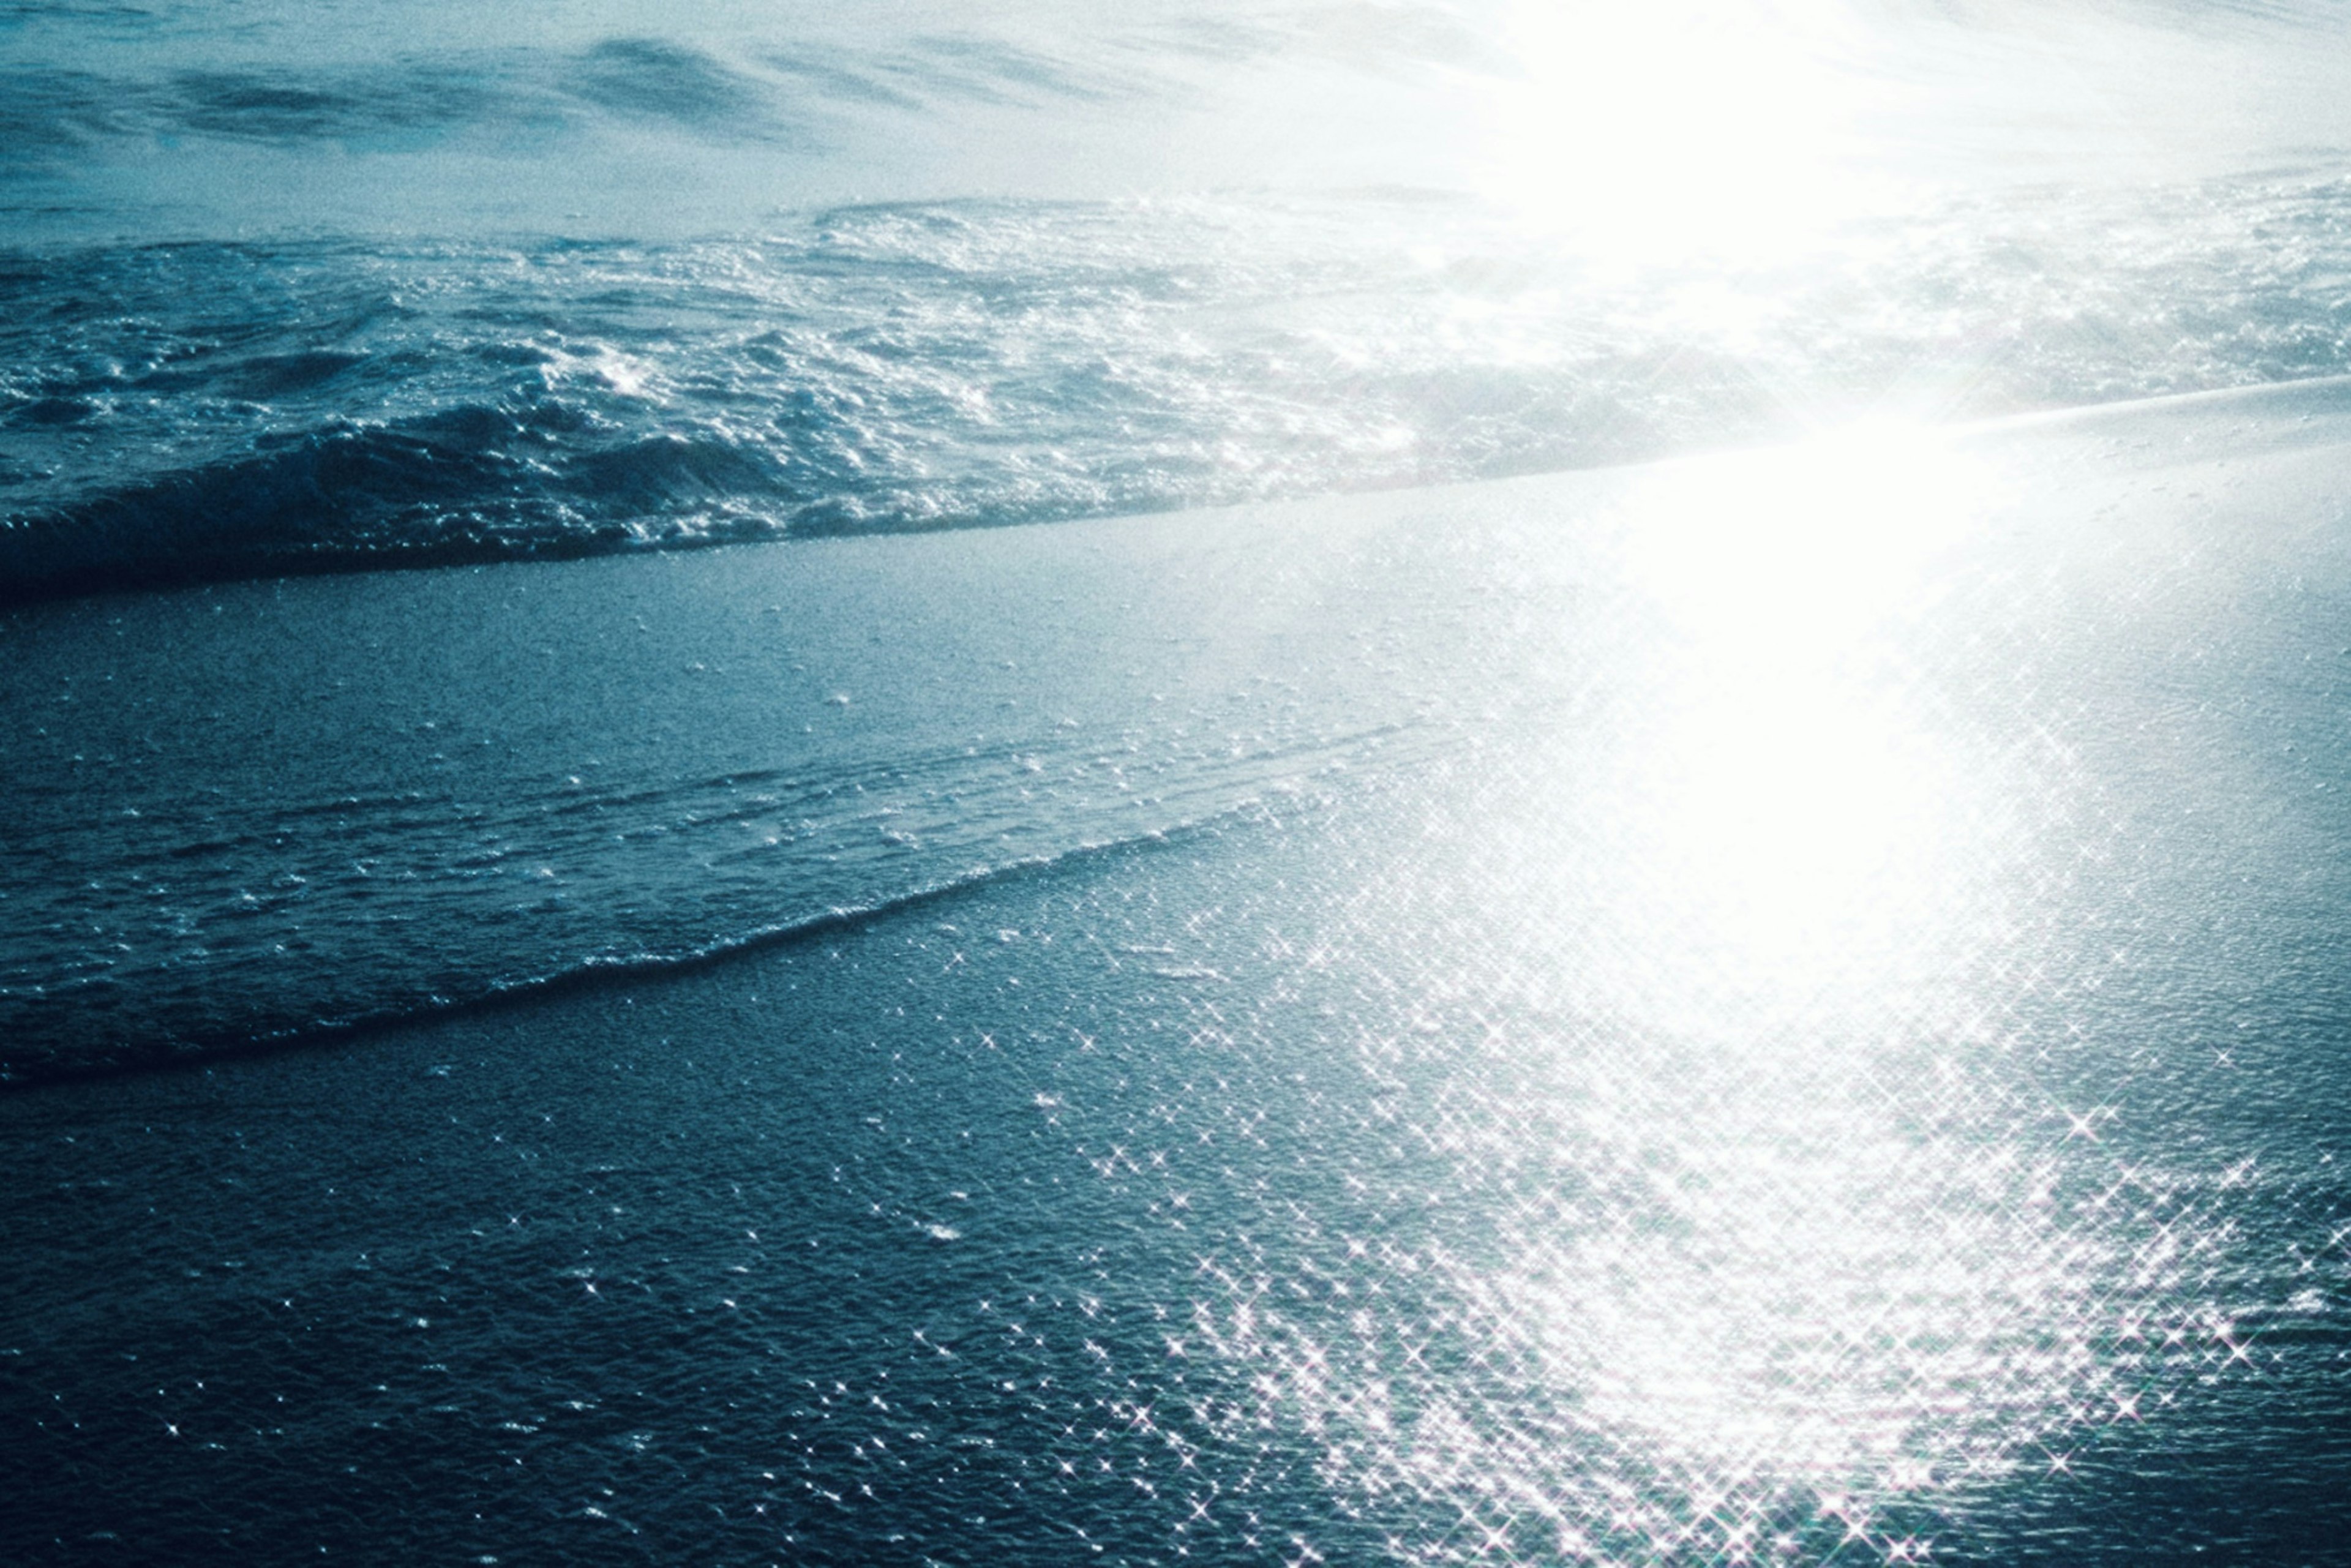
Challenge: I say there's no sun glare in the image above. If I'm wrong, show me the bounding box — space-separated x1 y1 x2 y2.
1482 0 1894 263
1627 418 1987 652
1613 420 1998 1019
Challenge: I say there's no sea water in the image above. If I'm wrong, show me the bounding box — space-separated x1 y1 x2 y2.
8 1 2351 1562
12 0 2351 1058
9 1 2351 599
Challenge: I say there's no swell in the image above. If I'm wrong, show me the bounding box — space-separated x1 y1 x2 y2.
0 31 1141 165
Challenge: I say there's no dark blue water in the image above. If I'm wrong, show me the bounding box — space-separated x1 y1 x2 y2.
7 646 2351 1562
10 0 2351 1561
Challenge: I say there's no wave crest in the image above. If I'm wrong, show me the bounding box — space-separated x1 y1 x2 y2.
13 179 2351 601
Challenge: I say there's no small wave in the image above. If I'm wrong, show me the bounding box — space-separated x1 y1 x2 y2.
566 38 789 137
0 798 1231 1089
13 176 2351 602
0 405 802 600
0 707 1438 1087
0 38 807 160
167 65 506 145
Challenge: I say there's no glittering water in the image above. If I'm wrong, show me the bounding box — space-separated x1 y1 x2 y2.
9 1 2351 1562
11 2 2351 597
17 178 2351 599
11 400 2351 1561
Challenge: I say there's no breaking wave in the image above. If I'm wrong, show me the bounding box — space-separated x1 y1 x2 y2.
11 176 2351 601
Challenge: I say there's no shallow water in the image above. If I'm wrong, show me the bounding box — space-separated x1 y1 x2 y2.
10 392 2351 1561
0 486 1495 1078
10 1 2351 1561
7 604 2351 1561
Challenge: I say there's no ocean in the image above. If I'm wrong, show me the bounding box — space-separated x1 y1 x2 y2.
12 0 2351 606
8 1 2351 1562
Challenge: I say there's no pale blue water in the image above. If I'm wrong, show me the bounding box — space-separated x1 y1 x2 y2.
9 1 2351 597
9 1 2351 1562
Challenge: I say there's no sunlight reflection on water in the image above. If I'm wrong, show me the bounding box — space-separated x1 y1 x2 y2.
1179 427 2239 1562
5 0 2350 1558
6 397 2340 1562
1615 422 1998 1019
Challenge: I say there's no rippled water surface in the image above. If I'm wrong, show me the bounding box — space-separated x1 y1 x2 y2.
9 1 2351 1563
11 397 2351 1563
